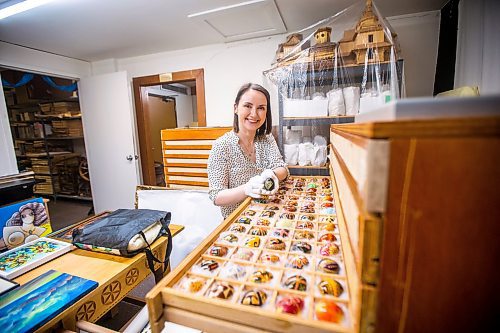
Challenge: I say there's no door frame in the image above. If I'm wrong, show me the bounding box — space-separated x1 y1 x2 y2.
132 68 206 185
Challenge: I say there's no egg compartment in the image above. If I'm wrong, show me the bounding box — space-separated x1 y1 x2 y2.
204 243 235 259
274 292 311 319
204 278 241 302
259 209 277 219
275 218 296 229
317 231 339 243
246 264 283 288
314 275 349 301
316 240 342 258
228 223 249 234
258 250 285 266
174 273 211 296
285 253 313 271
315 256 345 277
234 216 253 225
238 285 275 310
295 220 317 231
292 229 316 241
230 246 259 263
269 227 291 239
241 234 265 249
217 231 240 245
248 225 270 237
264 236 289 252
318 222 338 234
297 213 318 222
312 297 350 327
218 261 251 281
280 270 312 294
190 257 225 277
289 240 315 255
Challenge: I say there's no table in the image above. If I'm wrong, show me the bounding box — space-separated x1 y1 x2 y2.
14 224 184 332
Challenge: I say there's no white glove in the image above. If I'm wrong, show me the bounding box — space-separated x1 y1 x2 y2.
244 175 265 198
260 169 279 195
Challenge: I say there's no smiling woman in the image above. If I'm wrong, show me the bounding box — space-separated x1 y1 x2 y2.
207 83 289 218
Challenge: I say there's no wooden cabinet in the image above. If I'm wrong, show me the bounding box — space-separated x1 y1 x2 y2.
329 115 500 332
160 127 231 189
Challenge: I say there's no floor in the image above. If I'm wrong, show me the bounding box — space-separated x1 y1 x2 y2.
47 198 144 331
47 197 94 232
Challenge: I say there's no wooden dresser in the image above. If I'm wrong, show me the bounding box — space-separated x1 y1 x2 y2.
160 127 231 189
329 116 500 332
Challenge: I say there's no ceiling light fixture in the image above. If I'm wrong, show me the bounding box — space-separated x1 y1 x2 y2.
187 0 266 18
0 0 55 20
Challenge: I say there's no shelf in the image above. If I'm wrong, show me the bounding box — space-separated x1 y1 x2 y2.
281 116 355 126
287 165 330 176
45 136 84 140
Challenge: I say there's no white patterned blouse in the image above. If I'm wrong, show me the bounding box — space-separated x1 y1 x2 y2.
208 131 287 218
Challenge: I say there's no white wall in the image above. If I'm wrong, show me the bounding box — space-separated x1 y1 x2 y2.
0 77 18 176
0 11 441 178
387 11 441 97
455 0 500 95
117 36 283 128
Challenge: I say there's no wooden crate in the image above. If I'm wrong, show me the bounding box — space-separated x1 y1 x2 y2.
161 127 231 189
147 176 360 333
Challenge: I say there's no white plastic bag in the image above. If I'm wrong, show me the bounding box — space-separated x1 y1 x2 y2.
312 145 328 166
285 129 302 144
343 86 360 115
298 142 313 166
327 88 345 116
284 144 299 165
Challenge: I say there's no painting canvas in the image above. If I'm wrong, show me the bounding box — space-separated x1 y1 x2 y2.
0 270 98 333
0 197 52 251
49 211 109 242
0 237 72 279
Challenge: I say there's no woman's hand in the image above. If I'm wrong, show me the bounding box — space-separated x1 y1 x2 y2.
260 169 279 195
244 175 266 198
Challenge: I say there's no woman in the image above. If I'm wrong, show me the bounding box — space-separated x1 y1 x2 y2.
208 83 288 218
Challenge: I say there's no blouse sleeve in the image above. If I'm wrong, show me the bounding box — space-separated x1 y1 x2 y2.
263 134 287 170
207 138 229 203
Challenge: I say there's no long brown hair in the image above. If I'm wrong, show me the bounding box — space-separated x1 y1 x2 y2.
233 83 272 137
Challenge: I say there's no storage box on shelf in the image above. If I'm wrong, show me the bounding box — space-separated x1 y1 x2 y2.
160 127 232 189
276 59 403 176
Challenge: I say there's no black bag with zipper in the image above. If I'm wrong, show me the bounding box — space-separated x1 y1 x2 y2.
72 209 172 283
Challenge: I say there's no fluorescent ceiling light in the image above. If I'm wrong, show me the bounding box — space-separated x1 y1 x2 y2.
187 0 266 18
0 0 55 20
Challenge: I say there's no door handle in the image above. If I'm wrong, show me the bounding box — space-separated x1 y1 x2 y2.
126 155 139 161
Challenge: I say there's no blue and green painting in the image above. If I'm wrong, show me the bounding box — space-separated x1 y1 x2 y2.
0 269 98 333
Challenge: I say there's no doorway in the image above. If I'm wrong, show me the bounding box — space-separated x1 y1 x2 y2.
133 68 206 185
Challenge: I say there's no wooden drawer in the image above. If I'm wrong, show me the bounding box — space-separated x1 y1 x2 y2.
329 129 388 284
147 176 369 333
161 127 231 189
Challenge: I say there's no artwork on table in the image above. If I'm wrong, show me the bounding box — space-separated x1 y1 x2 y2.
0 197 52 251
0 237 72 279
49 211 109 243
0 269 98 333
0 275 19 296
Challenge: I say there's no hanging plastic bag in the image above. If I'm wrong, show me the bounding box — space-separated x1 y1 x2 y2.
343 86 360 115
284 144 299 165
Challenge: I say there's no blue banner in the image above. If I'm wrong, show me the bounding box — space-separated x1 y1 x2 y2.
1 73 34 88
41 76 78 92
